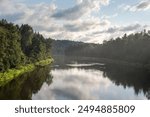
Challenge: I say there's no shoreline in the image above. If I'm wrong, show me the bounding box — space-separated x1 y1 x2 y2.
0 58 53 86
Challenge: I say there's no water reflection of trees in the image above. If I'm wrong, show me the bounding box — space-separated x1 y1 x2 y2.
0 65 53 100
103 64 150 99
53 56 150 100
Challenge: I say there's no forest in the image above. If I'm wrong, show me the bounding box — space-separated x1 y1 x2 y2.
0 19 52 73
1 19 150 77
64 30 150 68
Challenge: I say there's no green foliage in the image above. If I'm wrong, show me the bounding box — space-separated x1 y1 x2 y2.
64 30 150 67
35 58 53 67
0 59 53 86
0 65 53 99
20 24 33 56
29 33 47 61
0 20 25 71
20 24 52 62
0 19 52 78
0 64 35 86
99 31 150 65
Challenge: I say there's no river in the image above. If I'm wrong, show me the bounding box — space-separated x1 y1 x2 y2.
0 56 150 100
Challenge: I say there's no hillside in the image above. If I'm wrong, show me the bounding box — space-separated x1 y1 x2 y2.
52 31 150 68
51 40 83 55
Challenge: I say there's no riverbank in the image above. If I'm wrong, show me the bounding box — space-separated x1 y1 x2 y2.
0 58 53 86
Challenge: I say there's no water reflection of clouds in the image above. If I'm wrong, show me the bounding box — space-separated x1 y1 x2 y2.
32 68 146 100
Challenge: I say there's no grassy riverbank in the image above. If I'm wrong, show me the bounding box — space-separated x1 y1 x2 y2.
0 58 53 86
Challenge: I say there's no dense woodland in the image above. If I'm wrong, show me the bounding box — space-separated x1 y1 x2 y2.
64 30 150 66
1 19 150 72
0 19 52 72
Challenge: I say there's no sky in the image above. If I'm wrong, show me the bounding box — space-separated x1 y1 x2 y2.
0 0 150 43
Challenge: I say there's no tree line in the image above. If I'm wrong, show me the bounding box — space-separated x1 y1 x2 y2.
65 30 150 66
0 19 52 72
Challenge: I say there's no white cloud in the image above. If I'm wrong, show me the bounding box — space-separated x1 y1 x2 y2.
0 0 111 43
76 0 83 4
84 23 150 43
52 0 109 20
101 13 118 19
101 24 142 33
64 19 110 32
0 0 23 15
0 0 149 44
124 0 150 12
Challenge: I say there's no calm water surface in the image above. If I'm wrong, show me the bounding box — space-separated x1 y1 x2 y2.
0 57 150 100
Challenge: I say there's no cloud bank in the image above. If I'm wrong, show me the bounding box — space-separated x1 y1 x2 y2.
124 0 150 12
0 0 149 43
